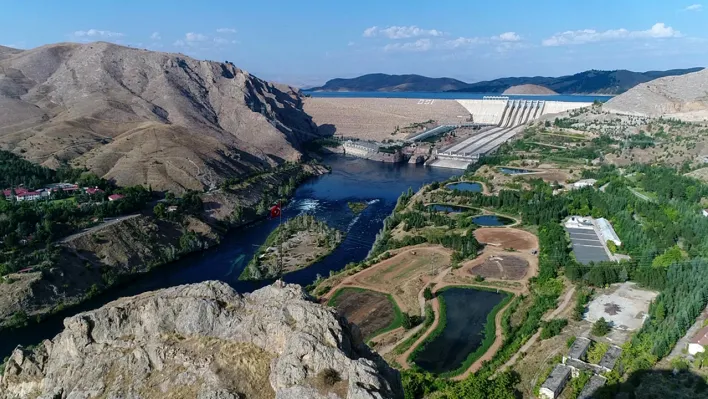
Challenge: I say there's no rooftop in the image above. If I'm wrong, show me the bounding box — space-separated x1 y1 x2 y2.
598 345 622 370
691 325 708 346
541 364 572 392
568 337 592 360
578 375 607 399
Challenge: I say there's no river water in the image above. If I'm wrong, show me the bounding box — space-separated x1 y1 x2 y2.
0 155 457 358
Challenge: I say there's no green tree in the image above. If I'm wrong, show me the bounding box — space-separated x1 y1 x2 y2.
592 317 611 336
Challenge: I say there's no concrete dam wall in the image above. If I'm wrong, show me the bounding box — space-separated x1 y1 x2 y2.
456 97 591 127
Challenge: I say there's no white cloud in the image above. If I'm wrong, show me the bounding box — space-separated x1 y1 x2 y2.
150 32 161 40
347 41 355 46
684 4 703 11
383 38 432 52
185 32 208 42
213 37 229 44
73 29 124 38
363 25 443 39
216 28 237 33
494 32 521 42
542 23 681 46
442 36 485 49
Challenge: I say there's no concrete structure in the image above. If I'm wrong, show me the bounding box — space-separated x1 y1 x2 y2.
540 364 572 399
585 282 658 331
578 375 607 399
406 123 479 142
572 179 597 189
568 337 592 360
598 345 622 372
456 97 591 127
689 325 708 355
596 218 621 246
702 209 708 217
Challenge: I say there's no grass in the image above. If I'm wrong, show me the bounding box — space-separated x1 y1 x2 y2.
327 287 405 341
391 303 434 355
407 285 513 378
347 201 369 214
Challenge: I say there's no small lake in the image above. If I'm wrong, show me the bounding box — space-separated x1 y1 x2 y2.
498 167 535 175
413 287 505 374
427 204 473 213
472 215 515 226
446 182 482 192
306 91 613 103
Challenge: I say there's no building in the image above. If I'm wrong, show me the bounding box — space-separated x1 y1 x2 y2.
572 179 597 189
596 218 621 246
85 187 105 195
578 375 607 399
702 209 708 217
598 345 622 372
108 194 125 202
540 364 572 399
568 337 592 360
15 190 42 201
689 325 708 355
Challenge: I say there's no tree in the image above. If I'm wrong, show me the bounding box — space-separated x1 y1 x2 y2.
592 317 611 336
153 203 166 219
423 287 433 301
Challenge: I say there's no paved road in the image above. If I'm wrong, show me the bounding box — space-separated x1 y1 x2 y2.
59 214 141 243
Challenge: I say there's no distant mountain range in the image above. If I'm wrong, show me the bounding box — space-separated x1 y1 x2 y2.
308 68 704 95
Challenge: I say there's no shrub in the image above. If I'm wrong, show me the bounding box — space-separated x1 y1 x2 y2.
423 287 433 301
318 368 341 386
540 318 568 340
592 317 611 336
585 341 609 364
566 336 576 348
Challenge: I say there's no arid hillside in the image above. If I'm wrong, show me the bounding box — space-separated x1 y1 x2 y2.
604 68 708 121
0 42 322 192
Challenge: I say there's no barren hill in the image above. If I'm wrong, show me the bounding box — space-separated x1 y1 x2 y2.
502 84 557 95
603 68 708 121
309 73 469 92
0 42 322 192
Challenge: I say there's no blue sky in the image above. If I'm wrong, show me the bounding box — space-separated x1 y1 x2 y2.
1 1 707 86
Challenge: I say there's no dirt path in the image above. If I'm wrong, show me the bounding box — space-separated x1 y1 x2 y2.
452 298 515 381
498 285 576 373
58 214 141 243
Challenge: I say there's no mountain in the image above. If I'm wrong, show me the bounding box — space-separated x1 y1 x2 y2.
310 68 703 95
604 68 708 120
0 42 322 193
0 281 403 399
308 73 469 92
502 84 557 95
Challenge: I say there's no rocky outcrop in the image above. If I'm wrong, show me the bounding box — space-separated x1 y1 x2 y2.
604 68 708 121
0 281 402 399
502 84 557 95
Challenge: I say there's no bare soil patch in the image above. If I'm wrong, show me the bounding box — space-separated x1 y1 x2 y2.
330 288 397 340
473 227 538 251
469 255 529 280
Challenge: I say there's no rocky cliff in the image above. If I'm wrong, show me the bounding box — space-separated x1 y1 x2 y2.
604 68 708 121
0 281 403 399
0 42 323 192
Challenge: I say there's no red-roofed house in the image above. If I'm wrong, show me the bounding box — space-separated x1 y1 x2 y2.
689 325 708 355
86 187 104 195
108 194 125 201
15 191 42 201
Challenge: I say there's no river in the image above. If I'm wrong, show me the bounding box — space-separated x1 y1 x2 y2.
0 155 458 358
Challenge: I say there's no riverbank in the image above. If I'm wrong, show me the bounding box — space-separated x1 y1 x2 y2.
0 162 329 332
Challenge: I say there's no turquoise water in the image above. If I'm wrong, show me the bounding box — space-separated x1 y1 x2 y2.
446 182 482 192
472 215 514 226
306 91 612 103
413 287 505 374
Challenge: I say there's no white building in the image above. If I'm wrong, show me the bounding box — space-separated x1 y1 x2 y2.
702 209 708 217
572 179 597 189
596 218 621 246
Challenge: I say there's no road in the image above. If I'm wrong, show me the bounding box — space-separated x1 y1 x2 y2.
59 214 141 243
629 187 652 202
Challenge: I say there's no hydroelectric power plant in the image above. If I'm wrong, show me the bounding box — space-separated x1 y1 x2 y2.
423 96 591 169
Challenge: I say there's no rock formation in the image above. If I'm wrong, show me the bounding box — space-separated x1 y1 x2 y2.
0 42 323 192
604 68 708 121
502 84 557 95
0 281 403 399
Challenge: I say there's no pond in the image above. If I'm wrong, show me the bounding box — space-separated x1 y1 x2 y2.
0 155 459 360
446 182 482 192
498 167 535 175
413 287 506 374
427 204 474 213
472 215 515 226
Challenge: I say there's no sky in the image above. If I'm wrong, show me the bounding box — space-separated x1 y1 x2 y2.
1 0 707 87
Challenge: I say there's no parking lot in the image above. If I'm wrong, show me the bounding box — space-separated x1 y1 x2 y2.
566 227 611 265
